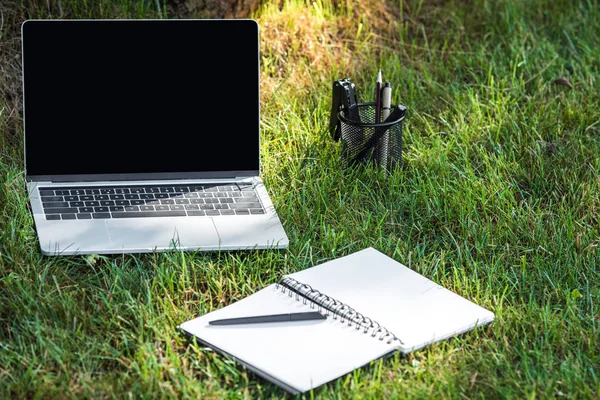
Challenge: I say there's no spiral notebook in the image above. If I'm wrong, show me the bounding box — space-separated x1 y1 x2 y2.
178 248 494 394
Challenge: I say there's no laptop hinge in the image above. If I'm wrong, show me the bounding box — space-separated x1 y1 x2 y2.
26 170 259 183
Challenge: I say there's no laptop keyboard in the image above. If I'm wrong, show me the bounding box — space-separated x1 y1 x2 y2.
38 183 265 220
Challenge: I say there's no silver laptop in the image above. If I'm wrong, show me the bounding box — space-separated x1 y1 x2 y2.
21 19 289 255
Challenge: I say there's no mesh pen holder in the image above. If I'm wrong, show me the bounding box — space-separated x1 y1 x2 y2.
338 103 406 170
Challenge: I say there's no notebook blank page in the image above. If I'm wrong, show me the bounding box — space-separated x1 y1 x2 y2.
287 248 495 353
179 284 396 393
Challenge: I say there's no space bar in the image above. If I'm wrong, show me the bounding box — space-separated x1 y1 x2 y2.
111 211 187 218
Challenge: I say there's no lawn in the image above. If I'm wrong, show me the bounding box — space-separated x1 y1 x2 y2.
1 0 599 398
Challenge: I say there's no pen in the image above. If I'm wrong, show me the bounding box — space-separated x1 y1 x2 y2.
375 69 382 123
380 82 392 168
209 311 327 326
381 82 392 120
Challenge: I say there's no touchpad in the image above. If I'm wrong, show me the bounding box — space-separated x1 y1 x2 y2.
106 217 220 251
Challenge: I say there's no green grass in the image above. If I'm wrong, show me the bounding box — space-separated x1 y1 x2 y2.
1 0 600 398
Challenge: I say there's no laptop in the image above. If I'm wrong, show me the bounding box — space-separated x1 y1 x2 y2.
21 19 289 255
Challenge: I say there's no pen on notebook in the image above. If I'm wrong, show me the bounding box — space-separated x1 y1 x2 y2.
375 69 382 123
209 312 327 326
381 82 392 120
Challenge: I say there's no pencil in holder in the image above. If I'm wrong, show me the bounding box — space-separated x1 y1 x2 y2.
338 103 406 170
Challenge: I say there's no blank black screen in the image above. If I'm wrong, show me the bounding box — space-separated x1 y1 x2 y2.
23 20 260 177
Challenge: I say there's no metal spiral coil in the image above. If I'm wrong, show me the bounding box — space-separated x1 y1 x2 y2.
276 276 403 345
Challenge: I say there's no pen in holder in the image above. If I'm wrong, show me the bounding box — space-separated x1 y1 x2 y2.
338 103 406 170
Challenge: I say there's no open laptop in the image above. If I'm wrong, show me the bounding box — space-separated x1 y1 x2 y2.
21 19 289 255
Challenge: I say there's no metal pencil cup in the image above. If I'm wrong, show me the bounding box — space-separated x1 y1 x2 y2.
338 103 406 170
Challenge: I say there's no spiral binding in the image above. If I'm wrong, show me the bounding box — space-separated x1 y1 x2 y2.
276 276 403 345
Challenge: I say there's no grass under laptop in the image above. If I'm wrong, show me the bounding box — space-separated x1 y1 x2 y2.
1 0 599 398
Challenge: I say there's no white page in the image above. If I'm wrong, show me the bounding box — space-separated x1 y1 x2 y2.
287 248 494 353
179 284 396 393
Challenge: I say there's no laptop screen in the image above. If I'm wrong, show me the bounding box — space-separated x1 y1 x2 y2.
22 20 260 179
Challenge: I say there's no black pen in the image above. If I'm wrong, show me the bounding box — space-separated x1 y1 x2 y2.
209 312 326 326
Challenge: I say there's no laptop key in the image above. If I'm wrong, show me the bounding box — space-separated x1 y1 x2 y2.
85 201 100 207
100 200 115 206
40 190 55 196
214 204 229 210
115 200 130 206
140 194 154 200
190 199 204 204
140 205 154 211
205 198 219 204
55 190 71 195
110 206 125 212
46 214 61 220
77 213 92 219
80 195 94 201
95 207 109 212
100 189 115 194
64 195 79 201
114 188 130 194
235 209 250 215
130 199 144 205
45 207 79 214
110 194 125 200
200 204 214 210
124 206 139 212
175 199 189 204
70 189 86 195
70 201 85 207
155 205 169 211
85 189 100 195
130 188 145 194
125 194 140 200
43 201 70 208
220 209 235 215
79 207 94 213
42 196 64 202
170 205 184 211
250 209 265 214
185 204 200 210
234 198 259 203
187 210 205 216
219 198 234 203
111 211 186 218
92 213 111 219
205 210 220 216
61 214 77 220
230 202 261 209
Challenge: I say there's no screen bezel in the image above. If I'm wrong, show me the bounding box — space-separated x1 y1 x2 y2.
22 19 261 182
